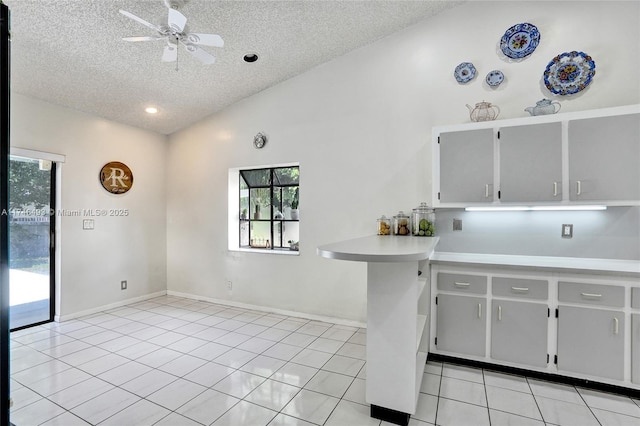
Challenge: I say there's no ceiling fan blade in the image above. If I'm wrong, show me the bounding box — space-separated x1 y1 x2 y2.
168 8 187 33
186 33 224 48
184 44 216 64
123 36 166 42
119 10 161 32
162 44 178 62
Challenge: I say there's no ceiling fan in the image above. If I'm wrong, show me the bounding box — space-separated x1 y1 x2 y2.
119 0 224 68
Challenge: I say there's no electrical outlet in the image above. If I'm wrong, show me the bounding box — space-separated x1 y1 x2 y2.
453 218 462 231
562 224 573 238
227 281 233 291
121 280 127 290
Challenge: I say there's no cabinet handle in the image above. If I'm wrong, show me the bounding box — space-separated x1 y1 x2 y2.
581 292 602 299
454 282 470 288
576 180 582 196
485 184 490 198
478 303 482 319
511 286 529 293
613 317 619 335
498 305 502 321
553 182 559 197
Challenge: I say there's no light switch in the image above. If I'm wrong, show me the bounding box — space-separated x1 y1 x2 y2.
562 224 573 238
83 219 94 230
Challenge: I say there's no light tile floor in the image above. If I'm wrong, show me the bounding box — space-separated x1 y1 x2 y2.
9 295 640 425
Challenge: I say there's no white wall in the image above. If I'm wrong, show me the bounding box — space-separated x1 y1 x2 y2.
166 1 640 323
11 94 168 319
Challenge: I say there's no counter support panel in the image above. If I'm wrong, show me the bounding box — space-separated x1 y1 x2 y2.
367 261 420 423
317 236 438 426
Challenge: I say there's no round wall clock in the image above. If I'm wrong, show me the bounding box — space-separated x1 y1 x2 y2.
254 132 267 149
99 161 133 194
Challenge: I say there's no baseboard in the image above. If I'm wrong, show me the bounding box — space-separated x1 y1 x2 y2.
55 290 167 322
166 290 367 329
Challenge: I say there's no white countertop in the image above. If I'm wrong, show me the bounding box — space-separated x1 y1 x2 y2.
431 252 640 275
317 235 439 263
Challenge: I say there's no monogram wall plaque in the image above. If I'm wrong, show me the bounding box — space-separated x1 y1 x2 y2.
99 161 133 194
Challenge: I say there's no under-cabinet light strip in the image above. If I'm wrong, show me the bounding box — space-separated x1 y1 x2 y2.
465 205 607 212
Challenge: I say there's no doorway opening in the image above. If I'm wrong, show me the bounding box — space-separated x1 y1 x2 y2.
9 155 56 330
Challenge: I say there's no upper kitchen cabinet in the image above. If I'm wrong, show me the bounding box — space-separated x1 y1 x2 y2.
437 128 494 204
568 113 640 203
432 105 640 207
499 123 563 203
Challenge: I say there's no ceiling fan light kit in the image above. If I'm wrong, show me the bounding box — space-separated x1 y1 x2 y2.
119 1 223 70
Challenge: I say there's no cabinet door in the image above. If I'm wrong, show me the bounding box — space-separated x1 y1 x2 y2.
436 294 486 357
633 314 640 384
491 300 548 367
499 123 562 202
438 129 494 203
557 305 624 380
568 113 640 201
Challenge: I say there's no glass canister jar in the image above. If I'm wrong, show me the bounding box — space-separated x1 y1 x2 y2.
377 215 391 235
393 211 411 236
412 202 436 237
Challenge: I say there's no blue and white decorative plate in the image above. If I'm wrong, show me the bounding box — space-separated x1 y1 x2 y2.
500 22 540 59
454 62 477 83
485 70 504 87
543 51 596 95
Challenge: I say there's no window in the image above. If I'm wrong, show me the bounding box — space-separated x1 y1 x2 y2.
238 165 299 251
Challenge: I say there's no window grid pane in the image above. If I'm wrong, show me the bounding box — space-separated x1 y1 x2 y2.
239 166 299 251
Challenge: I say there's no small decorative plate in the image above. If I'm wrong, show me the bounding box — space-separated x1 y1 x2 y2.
500 22 540 59
253 132 267 149
543 51 596 95
454 62 477 83
485 70 504 87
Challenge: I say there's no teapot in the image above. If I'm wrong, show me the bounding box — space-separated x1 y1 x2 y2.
525 98 561 116
466 101 500 122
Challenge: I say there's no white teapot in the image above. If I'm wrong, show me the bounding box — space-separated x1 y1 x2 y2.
525 99 561 116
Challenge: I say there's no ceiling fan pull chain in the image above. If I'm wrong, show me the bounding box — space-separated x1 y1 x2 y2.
175 37 179 71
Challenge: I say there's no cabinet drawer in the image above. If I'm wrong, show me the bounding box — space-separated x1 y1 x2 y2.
632 288 640 309
437 272 487 294
558 281 624 308
493 277 548 300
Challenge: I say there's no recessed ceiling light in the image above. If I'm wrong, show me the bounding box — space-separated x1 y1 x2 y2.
145 107 158 114
243 53 258 63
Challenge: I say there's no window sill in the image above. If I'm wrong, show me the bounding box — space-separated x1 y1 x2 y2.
230 247 300 256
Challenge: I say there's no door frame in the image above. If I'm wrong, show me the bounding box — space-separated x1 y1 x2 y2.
9 148 65 330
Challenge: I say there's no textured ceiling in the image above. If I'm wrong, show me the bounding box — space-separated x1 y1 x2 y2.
5 0 462 135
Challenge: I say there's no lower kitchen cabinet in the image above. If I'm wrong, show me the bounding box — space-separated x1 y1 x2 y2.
632 314 640 384
491 299 548 367
436 294 486 357
432 261 640 391
557 305 624 380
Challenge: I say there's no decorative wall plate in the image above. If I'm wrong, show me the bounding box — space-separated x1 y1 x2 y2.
99 161 133 194
500 22 540 59
543 51 596 95
253 132 267 149
454 62 477 83
485 70 504 87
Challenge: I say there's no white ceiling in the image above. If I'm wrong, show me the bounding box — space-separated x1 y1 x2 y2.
5 0 463 135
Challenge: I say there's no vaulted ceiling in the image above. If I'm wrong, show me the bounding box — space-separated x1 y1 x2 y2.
6 0 462 134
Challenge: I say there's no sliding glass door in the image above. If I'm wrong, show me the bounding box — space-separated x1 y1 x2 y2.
9 156 55 330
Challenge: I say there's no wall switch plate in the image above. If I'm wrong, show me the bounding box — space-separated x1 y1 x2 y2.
453 218 462 231
121 280 127 290
83 219 94 230
562 224 573 238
